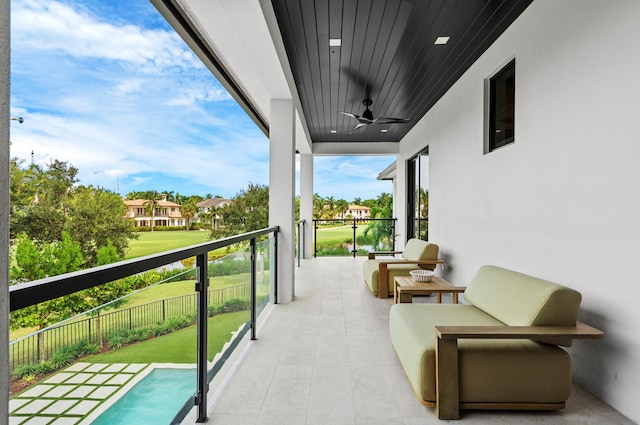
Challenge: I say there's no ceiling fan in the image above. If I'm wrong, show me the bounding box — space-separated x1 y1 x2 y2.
340 99 412 132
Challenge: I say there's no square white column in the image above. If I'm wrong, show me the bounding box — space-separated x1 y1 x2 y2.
269 99 295 303
299 154 313 259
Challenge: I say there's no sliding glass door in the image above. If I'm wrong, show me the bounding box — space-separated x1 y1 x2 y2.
407 149 429 240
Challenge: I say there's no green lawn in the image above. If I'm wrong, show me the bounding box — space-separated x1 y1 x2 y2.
314 225 366 245
119 272 264 308
83 311 248 363
125 230 212 259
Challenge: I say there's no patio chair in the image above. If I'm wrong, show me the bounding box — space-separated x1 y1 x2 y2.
362 239 442 298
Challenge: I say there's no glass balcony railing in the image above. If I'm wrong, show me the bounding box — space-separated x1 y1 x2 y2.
313 218 396 257
9 226 279 424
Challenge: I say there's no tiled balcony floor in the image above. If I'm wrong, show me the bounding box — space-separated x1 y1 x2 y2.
207 256 634 425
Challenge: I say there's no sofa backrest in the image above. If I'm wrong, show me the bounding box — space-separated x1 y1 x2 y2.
401 239 439 270
463 265 582 346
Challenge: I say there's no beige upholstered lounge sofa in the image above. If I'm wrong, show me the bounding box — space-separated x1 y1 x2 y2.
389 265 603 419
362 239 441 298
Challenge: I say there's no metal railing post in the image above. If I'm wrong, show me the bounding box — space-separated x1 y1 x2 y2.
297 222 301 267
313 219 317 257
195 255 209 422
274 231 279 304
352 218 357 257
302 220 306 259
250 237 257 340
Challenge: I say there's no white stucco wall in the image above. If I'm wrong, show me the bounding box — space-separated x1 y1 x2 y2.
400 0 640 422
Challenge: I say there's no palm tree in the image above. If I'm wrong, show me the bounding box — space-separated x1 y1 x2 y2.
313 194 324 220
143 191 162 231
324 196 337 219
336 199 349 219
181 202 197 230
211 205 223 230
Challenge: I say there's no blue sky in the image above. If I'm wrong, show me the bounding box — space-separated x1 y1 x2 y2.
9 0 394 201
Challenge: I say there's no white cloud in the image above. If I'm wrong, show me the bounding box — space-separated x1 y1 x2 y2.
12 0 200 74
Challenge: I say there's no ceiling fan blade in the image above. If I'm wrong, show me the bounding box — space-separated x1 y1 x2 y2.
340 111 359 119
348 122 369 134
373 117 413 124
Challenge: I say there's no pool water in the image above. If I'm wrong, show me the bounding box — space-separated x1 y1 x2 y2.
91 368 196 425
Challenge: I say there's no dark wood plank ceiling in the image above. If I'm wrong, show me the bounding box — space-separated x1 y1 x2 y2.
271 0 533 143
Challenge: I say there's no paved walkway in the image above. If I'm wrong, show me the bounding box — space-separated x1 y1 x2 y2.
9 362 148 425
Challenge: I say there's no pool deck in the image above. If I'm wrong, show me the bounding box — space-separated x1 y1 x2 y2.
8 362 194 425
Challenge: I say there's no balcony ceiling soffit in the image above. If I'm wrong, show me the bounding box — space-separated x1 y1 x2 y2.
179 0 292 121
270 0 533 144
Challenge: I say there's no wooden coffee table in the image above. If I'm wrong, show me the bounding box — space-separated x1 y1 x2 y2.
394 276 466 304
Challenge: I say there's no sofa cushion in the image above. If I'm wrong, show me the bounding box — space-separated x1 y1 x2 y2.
463 265 581 346
390 303 571 404
402 239 439 264
362 260 422 295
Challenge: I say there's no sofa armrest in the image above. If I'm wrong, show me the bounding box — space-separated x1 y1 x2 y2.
434 322 604 341
368 250 403 259
377 259 446 298
433 322 603 420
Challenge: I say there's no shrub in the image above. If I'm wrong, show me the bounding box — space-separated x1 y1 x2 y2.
208 298 250 316
106 314 196 350
50 347 75 369
14 363 39 379
107 334 126 350
12 339 101 379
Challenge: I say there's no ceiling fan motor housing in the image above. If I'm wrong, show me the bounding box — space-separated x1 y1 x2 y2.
362 99 374 120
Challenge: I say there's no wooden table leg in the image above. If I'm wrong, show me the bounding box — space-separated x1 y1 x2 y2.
398 291 413 303
453 293 459 304
436 293 442 303
436 337 460 420
394 281 398 303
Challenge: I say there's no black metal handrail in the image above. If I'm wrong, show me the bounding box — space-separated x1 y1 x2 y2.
9 226 279 424
9 226 278 311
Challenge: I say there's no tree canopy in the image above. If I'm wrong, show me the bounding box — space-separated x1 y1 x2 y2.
211 183 268 239
9 158 136 269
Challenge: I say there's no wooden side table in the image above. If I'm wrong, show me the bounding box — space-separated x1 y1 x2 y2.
394 276 466 304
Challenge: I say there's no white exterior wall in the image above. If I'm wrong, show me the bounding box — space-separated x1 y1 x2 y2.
400 1 640 422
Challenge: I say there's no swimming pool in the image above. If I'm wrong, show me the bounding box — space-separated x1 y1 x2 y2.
91 368 196 425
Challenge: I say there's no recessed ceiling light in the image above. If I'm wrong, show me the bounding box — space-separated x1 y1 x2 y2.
380 129 388 133
434 36 450 45
330 130 337 134
329 38 341 47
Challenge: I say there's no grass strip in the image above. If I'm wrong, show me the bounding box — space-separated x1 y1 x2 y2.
83 311 249 363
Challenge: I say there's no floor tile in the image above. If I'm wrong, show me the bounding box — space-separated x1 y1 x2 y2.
43 373 74 385
65 386 96 399
84 374 113 385
86 386 119 399
102 363 127 373
48 418 81 425
9 398 31 412
65 363 90 372
8 416 29 425
104 373 133 385
22 417 56 425
14 399 56 415
83 364 109 373
41 399 78 415
41 385 76 398
122 363 147 373
65 374 93 384
18 385 55 397
65 400 100 415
